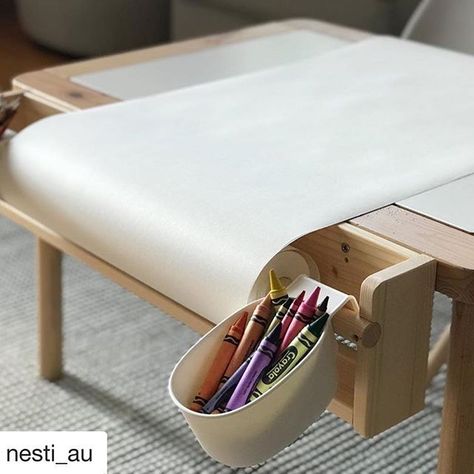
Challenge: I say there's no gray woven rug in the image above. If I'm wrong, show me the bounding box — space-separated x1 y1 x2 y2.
0 216 450 473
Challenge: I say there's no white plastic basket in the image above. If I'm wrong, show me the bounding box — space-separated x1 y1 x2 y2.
169 275 356 467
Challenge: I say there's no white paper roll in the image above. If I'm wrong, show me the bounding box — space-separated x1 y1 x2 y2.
1 38 474 325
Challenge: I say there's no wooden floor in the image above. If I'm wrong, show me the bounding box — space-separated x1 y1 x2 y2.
0 3 69 91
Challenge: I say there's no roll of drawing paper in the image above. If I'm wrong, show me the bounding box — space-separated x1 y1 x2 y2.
1 37 474 323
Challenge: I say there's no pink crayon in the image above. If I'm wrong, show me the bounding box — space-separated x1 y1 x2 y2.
279 290 305 344
279 287 320 353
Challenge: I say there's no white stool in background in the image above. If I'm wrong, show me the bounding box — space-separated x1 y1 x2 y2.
403 0 474 54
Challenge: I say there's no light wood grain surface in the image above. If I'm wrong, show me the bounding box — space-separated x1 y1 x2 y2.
352 207 474 303
354 255 436 436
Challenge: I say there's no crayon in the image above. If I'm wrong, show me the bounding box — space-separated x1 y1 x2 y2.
225 323 282 411
189 312 248 411
269 269 288 308
315 295 329 318
250 313 330 400
219 293 274 385
279 290 305 344
265 296 294 336
279 287 320 354
201 354 253 414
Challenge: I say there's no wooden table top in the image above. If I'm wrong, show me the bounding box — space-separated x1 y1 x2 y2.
10 19 474 303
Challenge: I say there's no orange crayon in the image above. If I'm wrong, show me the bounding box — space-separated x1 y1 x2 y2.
219 294 274 386
190 311 248 411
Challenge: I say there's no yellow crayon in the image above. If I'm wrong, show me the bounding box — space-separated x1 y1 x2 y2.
269 269 288 308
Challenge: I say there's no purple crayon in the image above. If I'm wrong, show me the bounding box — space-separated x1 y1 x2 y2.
225 323 282 411
200 355 253 414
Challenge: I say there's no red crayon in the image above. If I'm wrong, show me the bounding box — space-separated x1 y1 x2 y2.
279 287 320 353
279 290 305 344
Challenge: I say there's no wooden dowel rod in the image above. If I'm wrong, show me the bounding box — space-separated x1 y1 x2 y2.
332 307 381 348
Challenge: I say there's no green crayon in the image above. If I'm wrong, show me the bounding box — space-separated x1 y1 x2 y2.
265 297 294 336
250 313 330 400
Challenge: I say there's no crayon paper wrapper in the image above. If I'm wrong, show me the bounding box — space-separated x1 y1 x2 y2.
1 38 474 322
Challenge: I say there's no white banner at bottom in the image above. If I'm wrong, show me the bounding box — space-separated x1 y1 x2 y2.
0 432 107 474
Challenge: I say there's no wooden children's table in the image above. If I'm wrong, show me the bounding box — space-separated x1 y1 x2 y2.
5 18 474 474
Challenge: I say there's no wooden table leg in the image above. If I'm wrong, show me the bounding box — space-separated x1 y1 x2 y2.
438 301 474 473
37 238 63 381
426 324 450 387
